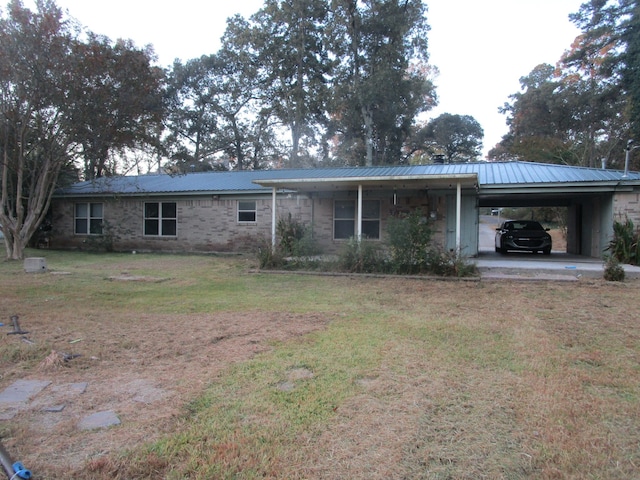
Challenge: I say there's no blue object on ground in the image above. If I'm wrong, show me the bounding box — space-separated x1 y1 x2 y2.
12 461 32 479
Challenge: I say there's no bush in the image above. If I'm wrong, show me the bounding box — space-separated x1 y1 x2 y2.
385 209 432 274
276 214 320 257
338 238 386 273
256 237 285 269
427 248 478 277
603 255 625 281
607 216 640 265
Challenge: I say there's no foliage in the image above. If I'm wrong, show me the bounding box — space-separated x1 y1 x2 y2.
337 237 387 273
0 0 76 260
228 0 331 166
276 213 320 257
606 216 640 265
66 35 165 179
259 208 476 278
427 247 478 277
492 1 640 167
0 0 165 260
603 254 626 281
163 50 280 172
256 237 285 270
568 0 640 137
385 209 432 273
326 0 436 166
491 62 627 167
257 216 321 270
410 113 484 163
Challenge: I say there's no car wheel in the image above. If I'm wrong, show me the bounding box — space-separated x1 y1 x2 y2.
543 247 551 255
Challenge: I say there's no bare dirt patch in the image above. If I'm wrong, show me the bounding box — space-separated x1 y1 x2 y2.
0 310 329 474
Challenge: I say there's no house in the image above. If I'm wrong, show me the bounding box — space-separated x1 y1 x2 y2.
50 161 640 258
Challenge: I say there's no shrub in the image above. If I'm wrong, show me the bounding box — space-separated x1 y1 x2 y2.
385 209 432 274
276 214 320 257
603 255 625 281
338 238 386 273
256 237 285 269
427 248 478 277
607 216 640 265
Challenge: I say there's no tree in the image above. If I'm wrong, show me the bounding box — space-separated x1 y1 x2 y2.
493 58 628 166
0 0 77 260
237 0 331 166
0 0 167 259
164 44 282 172
562 0 640 137
410 113 483 163
327 0 436 166
164 55 228 171
65 34 165 179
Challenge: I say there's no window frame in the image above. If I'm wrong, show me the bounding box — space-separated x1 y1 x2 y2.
144 201 177 237
237 200 257 223
74 202 104 235
333 199 380 240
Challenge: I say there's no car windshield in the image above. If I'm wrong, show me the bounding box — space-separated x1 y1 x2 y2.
505 221 544 231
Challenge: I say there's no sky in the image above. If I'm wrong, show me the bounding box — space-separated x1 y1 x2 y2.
49 0 584 158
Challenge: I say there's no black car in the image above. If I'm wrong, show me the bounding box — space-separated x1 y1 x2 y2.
495 220 552 255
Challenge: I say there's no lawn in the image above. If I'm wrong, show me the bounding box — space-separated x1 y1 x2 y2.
1 249 639 479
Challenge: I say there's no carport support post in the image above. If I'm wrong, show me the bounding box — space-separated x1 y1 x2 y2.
357 184 363 242
456 181 462 252
271 187 277 251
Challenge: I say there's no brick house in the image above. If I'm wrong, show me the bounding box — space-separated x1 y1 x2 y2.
50 162 640 258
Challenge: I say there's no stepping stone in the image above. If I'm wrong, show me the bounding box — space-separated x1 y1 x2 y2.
42 404 66 413
0 379 51 404
78 410 120 430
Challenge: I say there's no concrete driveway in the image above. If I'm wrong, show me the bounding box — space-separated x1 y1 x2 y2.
476 215 640 280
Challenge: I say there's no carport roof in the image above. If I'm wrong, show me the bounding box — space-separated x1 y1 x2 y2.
55 161 640 198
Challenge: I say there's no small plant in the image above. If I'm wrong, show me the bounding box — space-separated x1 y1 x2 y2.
603 255 625 281
276 214 320 257
427 248 478 277
256 237 285 269
607 216 639 265
338 237 386 273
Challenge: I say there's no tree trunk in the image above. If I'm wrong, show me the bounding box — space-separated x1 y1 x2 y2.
362 105 374 166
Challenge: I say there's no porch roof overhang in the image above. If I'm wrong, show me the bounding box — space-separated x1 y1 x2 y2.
253 173 479 191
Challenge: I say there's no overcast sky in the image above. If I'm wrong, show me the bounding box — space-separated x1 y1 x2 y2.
50 0 584 158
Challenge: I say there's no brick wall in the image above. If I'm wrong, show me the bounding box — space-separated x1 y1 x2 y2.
51 191 447 254
614 192 640 226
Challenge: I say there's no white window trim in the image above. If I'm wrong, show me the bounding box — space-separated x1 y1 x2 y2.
237 200 257 224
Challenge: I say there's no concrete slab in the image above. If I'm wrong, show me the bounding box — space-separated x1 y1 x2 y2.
474 251 640 280
0 379 51 404
78 410 121 430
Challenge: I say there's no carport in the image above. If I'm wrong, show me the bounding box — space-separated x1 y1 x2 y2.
476 162 640 258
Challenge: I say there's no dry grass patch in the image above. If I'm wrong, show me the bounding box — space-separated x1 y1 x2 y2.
1 250 640 479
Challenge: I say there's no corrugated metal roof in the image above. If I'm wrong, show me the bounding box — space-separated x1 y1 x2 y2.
55 161 640 197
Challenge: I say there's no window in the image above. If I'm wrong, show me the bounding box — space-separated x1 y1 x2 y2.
334 199 380 240
334 200 355 239
144 202 177 236
238 201 257 223
362 200 381 239
75 203 103 235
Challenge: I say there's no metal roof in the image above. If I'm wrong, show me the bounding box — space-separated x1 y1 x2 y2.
55 161 640 198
